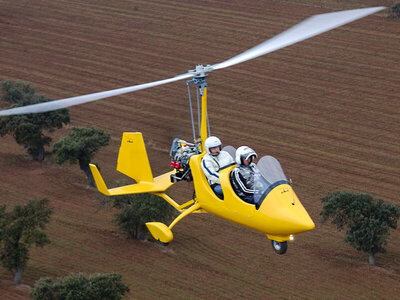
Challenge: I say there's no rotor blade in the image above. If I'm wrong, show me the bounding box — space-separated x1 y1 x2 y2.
0 72 192 116
211 6 385 71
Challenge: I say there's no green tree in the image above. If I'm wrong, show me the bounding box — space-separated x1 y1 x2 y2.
388 3 400 18
53 127 110 186
1 80 36 104
0 198 53 284
0 80 70 161
30 273 130 300
321 191 400 265
102 192 176 240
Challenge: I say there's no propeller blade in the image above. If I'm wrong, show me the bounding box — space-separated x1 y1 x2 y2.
211 6 385 71
0 6 385 117
0 72 192 116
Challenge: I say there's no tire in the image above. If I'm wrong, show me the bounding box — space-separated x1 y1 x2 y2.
157 240 169 247
271 240 288 255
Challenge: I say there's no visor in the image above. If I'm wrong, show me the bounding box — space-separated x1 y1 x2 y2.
243 152 257 160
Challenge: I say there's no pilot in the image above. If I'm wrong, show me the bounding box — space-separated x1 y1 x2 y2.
201 136 234 199
230 146 258 204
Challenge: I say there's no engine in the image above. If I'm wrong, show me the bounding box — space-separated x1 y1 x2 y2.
169 138 200 182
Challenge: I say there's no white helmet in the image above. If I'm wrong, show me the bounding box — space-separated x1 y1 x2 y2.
235 146 257 164
204 136 222 155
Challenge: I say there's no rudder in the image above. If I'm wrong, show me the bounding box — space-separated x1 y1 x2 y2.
117 132 153 183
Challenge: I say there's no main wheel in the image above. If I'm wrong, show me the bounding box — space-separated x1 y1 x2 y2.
157 240 169 247
271 240 288 255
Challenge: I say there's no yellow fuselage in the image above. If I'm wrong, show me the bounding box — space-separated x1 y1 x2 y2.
190 153 315 242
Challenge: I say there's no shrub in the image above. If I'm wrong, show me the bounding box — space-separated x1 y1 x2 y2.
102 191 177 240
0 198 52 284
30 273 130 300
0 80 70 161
53 126 110 186
321 191 399 265
388 3 400 18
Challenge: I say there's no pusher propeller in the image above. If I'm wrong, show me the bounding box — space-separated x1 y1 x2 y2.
0 6 385 117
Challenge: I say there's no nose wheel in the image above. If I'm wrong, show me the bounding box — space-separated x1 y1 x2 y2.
271 240 288 255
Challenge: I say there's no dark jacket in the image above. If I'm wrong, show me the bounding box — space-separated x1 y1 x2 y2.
230 163 257 204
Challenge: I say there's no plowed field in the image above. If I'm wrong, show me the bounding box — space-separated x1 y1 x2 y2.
0 1 399 299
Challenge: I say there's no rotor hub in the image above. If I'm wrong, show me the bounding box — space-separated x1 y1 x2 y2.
189 64 213 79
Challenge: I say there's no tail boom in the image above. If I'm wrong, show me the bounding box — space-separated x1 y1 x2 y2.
89 132 176 196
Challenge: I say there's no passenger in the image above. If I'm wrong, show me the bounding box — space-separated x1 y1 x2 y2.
201 136 234 199
230 146 258 204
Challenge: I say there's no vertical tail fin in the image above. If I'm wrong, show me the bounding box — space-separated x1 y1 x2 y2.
90 132 176 196
117 132 153 183
89 164 110 195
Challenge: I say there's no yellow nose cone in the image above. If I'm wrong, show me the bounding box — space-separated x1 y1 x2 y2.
257 184 315 235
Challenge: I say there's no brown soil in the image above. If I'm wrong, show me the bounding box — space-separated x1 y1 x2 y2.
0 1 399 299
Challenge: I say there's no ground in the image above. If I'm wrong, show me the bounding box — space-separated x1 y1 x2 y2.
0 0 399 299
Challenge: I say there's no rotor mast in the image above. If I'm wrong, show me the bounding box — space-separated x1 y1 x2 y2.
187 64 213 152
200 85 207 150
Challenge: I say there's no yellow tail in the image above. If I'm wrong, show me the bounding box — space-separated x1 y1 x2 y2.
117 132 153 183
90 132 176 196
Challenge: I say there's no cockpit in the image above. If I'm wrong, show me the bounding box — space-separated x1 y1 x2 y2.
223 146 289 209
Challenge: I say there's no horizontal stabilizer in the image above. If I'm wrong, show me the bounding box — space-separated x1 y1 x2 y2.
90 164 111 196
90 132 177 196
90 164 176 196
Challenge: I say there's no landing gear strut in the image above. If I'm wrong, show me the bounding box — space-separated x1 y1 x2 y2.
271 240 288 255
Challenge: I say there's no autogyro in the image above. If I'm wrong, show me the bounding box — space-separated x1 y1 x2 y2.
0 7 385 254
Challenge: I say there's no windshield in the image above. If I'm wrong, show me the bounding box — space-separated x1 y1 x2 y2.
253 156 289 208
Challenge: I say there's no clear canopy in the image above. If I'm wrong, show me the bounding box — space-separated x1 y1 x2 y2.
253 156 289 207
222 147 289 208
